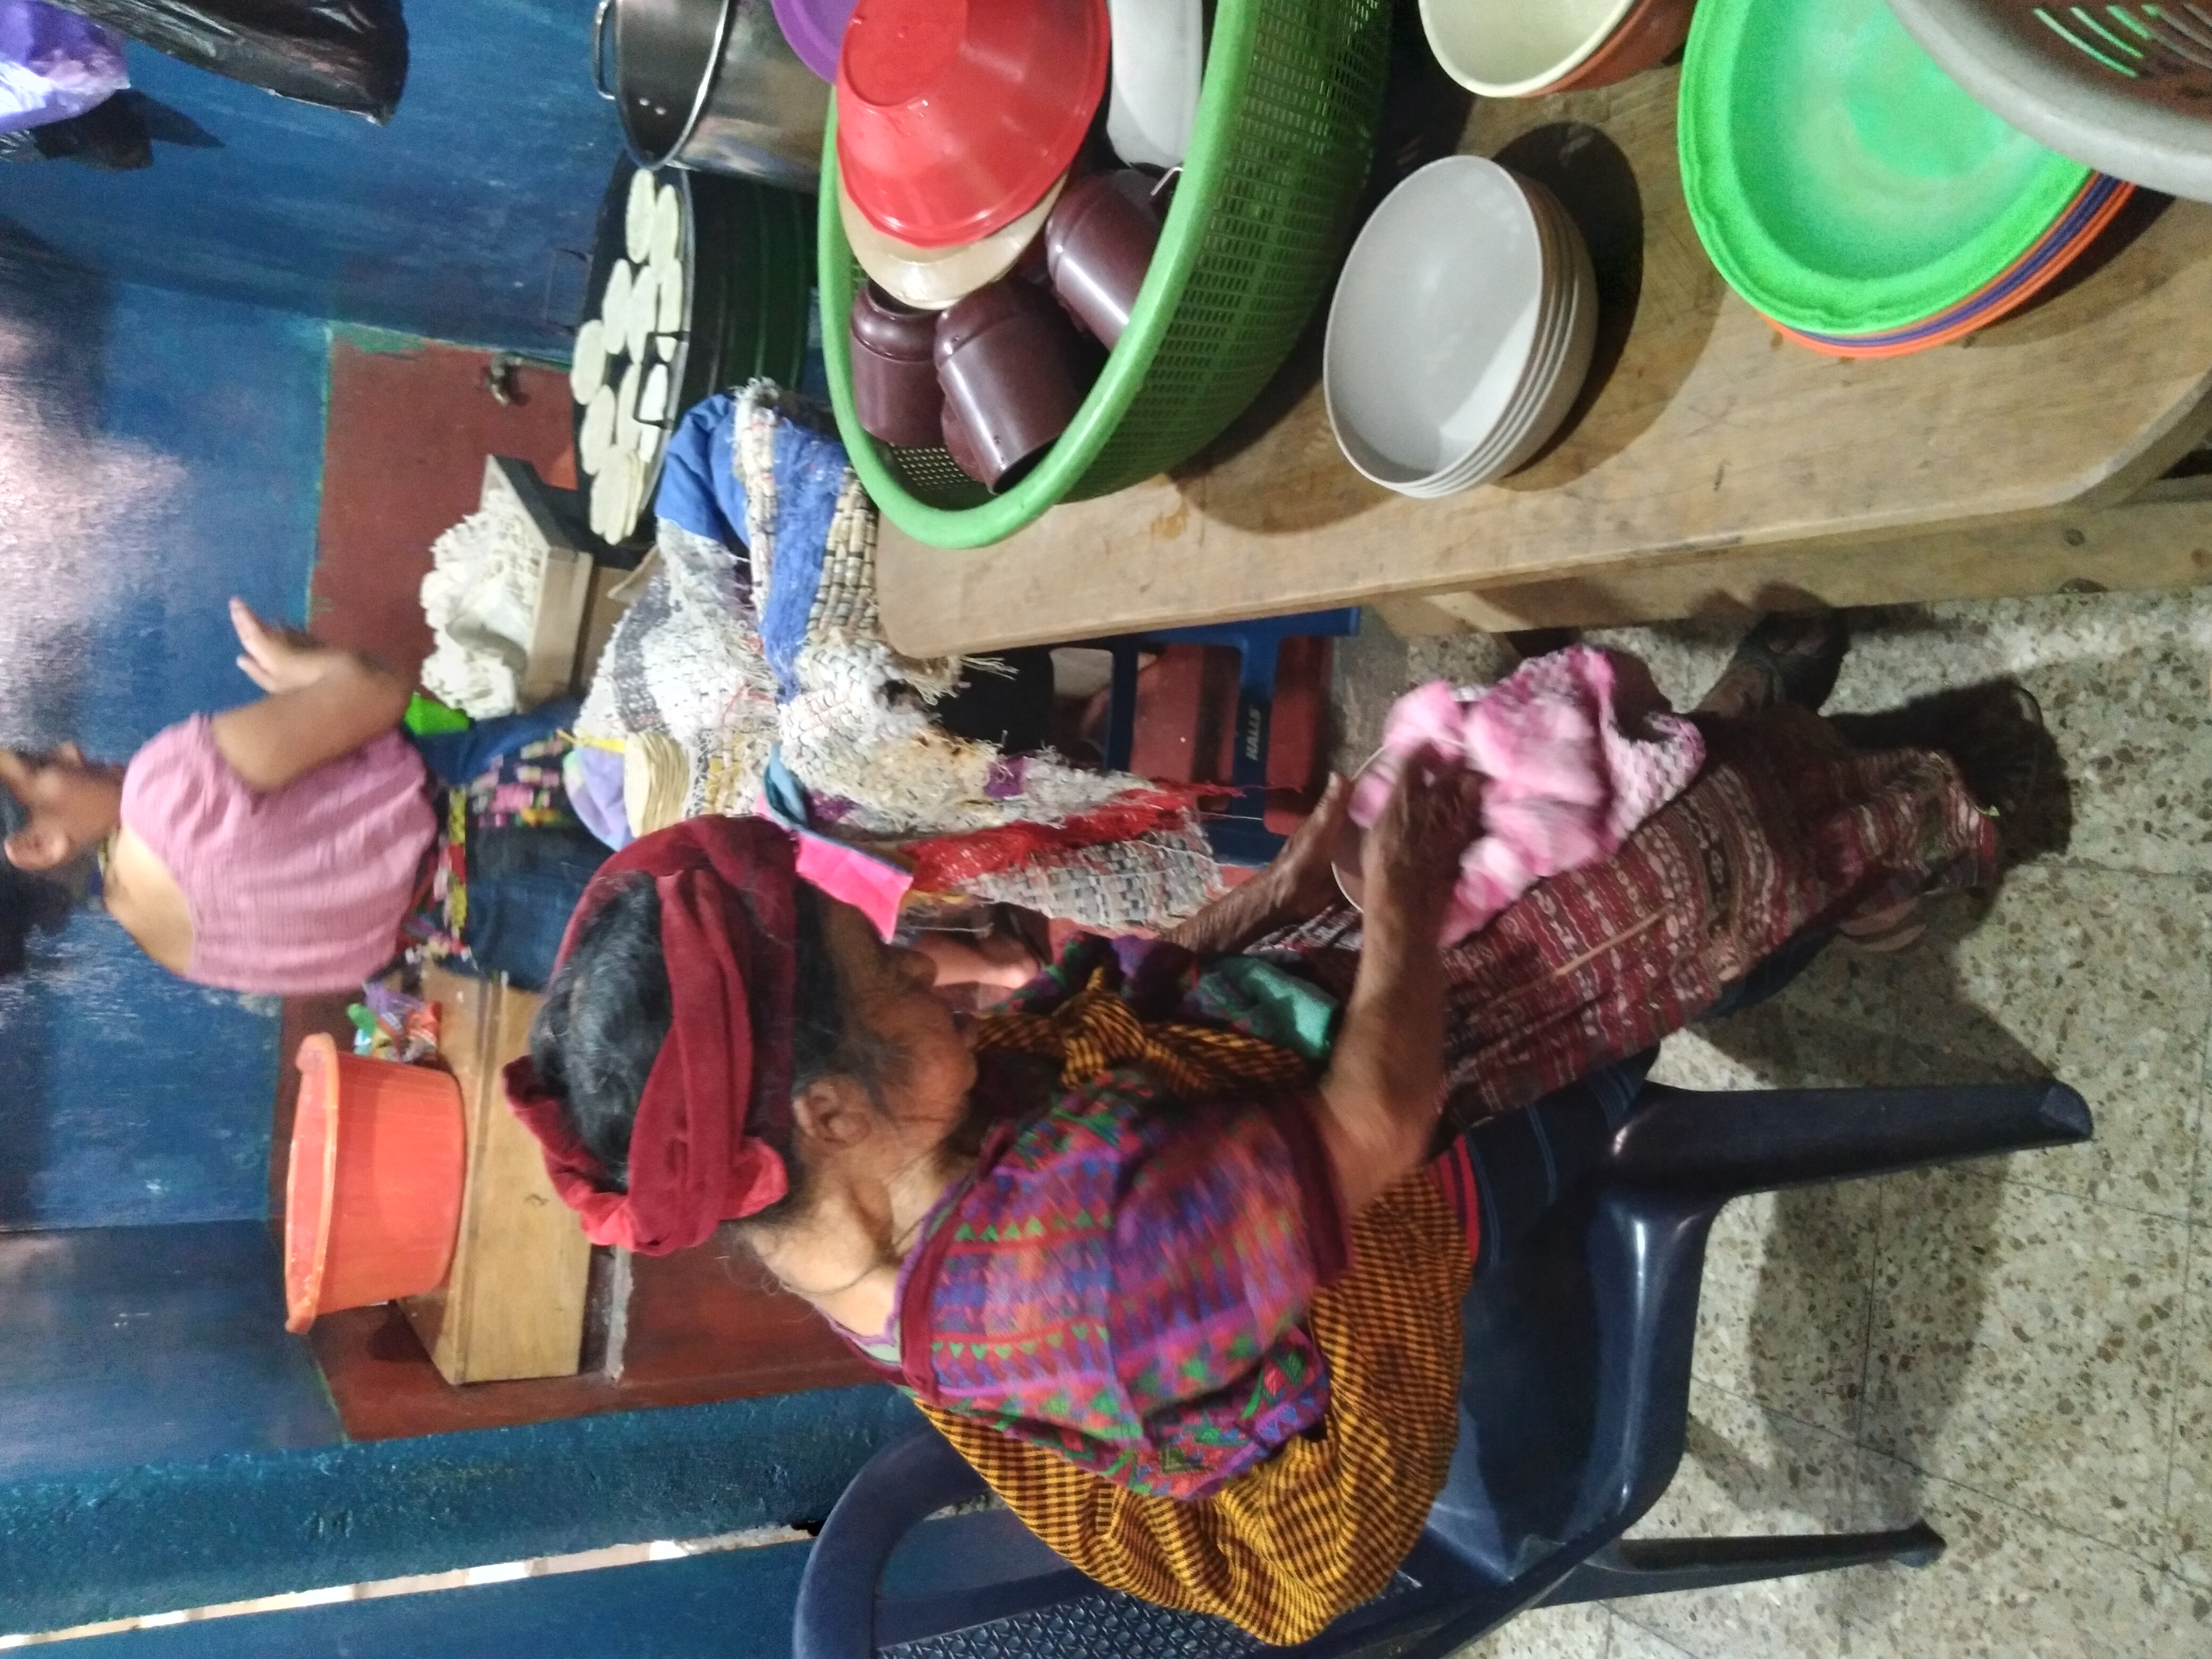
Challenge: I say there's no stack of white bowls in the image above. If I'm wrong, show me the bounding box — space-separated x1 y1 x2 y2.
1325 156 1599 498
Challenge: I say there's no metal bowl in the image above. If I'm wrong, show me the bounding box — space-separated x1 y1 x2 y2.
593 0 827 191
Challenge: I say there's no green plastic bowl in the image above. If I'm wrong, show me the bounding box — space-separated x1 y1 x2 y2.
1679 0 2090 337
821 0 1392 549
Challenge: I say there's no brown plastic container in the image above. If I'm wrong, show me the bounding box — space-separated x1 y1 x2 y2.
849 282 946 448
940 395 992 488
933 279 1093 489
1043 170 1166 348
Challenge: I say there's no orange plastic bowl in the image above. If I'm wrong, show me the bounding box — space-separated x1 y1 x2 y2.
283 1035 465 1334
1540 0 1696 95
1770 179 2133 359
835 0 1109 249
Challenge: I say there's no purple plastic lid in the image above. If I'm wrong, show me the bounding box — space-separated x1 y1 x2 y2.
772 0 855 82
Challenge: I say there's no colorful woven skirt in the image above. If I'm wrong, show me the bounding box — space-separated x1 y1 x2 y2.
1266 706 2001 1131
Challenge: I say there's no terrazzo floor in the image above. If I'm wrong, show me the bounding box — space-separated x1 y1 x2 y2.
1331 588 2212 1659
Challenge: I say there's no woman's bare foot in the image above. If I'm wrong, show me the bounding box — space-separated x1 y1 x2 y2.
1696 611 1851 718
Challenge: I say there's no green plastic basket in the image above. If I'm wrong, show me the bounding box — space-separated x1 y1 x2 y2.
820 0 1391 549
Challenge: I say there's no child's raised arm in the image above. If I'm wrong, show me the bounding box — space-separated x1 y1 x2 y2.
209 599 415 792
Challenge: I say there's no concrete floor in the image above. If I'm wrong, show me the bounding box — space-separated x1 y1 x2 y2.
1334 590 2212 1659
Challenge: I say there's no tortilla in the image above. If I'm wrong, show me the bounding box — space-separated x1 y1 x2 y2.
652 182 683 269
579 384 616 476
600 259 634 358
625 167 656 264
568 319 608 405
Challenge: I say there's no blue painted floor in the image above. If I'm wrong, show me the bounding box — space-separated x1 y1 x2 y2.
70 1543 815 1659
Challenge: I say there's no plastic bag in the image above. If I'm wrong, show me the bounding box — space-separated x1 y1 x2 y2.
1 87 220 165
5 85 148 162
0 0 128 135
41 0 407 122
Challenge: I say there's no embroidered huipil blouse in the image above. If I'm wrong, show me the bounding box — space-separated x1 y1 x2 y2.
840 934 1350 1501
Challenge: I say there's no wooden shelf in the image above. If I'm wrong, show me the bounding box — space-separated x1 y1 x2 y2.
875 68 2212 653
400 968 592 1385
308 968 875 1437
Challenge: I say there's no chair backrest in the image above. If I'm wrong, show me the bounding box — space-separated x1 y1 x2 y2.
1430 1080 2094 1582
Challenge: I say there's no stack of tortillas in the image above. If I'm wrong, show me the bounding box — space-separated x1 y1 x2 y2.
573 167 686 547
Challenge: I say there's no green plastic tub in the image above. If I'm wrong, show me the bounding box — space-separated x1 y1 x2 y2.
1680 0 2090 337
820 0 1392 549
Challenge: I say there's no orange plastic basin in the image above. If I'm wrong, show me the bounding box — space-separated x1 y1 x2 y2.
284 1035 465 1334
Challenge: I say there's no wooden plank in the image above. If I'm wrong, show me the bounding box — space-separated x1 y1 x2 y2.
482 456 597 710
1396 483 2212 632
574 560 640 696
403 969 592 1385
874 68 2212 658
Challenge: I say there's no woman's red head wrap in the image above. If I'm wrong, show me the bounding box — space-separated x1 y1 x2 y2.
504 817 799 1255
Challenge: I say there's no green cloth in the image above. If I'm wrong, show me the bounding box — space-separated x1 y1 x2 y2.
1188 955 1340 1066
404 694 472 737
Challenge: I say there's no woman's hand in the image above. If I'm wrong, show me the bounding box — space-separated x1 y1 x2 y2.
1259 773 1354 923
231 599 345 696
1360 748 1482 943
1163 775 1355 957
1314 750 1481 1216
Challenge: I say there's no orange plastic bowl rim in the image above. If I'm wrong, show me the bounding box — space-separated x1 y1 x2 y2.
283 1035 465 1334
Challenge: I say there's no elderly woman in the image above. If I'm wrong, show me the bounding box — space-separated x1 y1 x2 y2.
507 626 2030 1643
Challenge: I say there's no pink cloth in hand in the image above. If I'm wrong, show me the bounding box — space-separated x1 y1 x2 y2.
1350 646 1705 945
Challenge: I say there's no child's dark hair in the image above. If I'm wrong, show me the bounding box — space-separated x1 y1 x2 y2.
527 876 869 1203
0 863 73 978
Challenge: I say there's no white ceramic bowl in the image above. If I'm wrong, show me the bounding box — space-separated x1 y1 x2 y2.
1326 157 1548 491
1397 187 1575 496
1410 186 1599 494
1326 158 1597 497
1419 0 1641 98
1481 204 1598 481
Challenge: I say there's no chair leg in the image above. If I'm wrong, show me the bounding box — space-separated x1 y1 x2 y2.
1538 1524 1945 1605
1606 1082 2091 1197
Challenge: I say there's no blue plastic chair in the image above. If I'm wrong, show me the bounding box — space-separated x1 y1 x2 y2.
794 1079 2091 1658
1091 609 1361 866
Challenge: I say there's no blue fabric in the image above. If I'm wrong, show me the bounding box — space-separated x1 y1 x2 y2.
652 389 856 702
652 391 744 548
755 415 852 700
406 698 582 789
457 820 607 991
759 749 812 826
407 698 603 987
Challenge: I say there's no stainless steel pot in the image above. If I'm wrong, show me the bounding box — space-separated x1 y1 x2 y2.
593 0 826 192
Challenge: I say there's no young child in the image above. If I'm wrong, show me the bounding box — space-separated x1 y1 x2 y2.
0 599 605 994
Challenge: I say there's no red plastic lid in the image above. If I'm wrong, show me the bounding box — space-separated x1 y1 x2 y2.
836 0 1109 250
